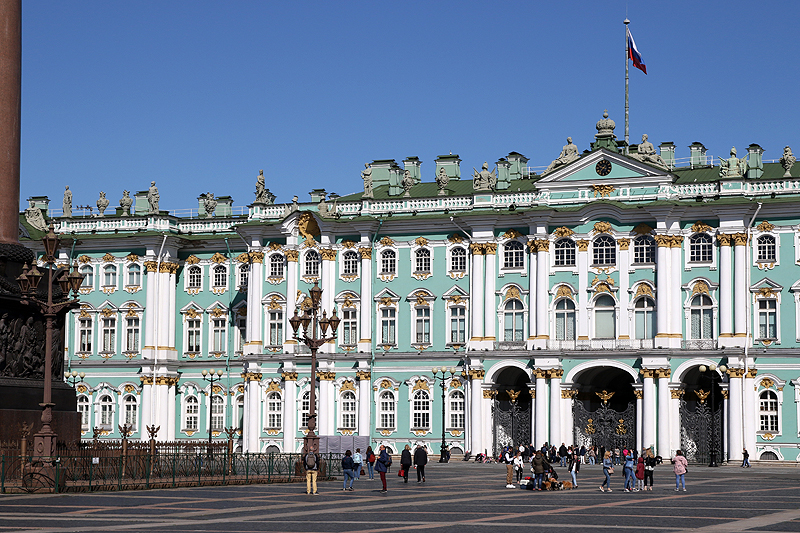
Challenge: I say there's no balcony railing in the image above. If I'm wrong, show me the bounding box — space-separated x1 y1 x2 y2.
547 339 655 350
681 339 718 350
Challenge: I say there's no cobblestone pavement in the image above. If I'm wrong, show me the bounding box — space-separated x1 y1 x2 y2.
1 462 799 532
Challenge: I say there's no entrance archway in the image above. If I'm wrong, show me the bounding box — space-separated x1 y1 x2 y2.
679 365 724 463
491 366 532 454
572 366 636 452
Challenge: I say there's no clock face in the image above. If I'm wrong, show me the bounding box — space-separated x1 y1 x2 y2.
596 160 612 176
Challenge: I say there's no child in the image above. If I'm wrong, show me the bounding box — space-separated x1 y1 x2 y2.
635 456 645 492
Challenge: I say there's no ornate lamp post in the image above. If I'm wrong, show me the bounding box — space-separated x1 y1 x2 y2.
699 363 727 467
431 366 457 463
201 368 225 454
289 281 340 455
16 224 84 463
64 370 86 388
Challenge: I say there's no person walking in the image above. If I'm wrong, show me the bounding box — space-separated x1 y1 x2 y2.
342 450 356 491
303 446 321 495
513 451 524 483
559 443 568 467
414 444 428 483
599 451 613 492
672 450 688 492
634 456 645 492
742 448 751 468
643 448 656 491
353 448 363 480
587 447 596 465
366 446 376 480
504 447 515 488
531 450 548 491
622 451 635 492
376 445 392 493
568 451 580 488
400 445 413 483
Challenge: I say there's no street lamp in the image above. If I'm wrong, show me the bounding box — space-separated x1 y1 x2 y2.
16 224 84 464
699 363 727 467
202 368 225 454
64 370 86 388
431 366 457 463
289 281 340 455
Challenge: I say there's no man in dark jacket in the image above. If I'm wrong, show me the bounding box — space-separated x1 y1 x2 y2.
375 445 391 493
531 450 550 491
303 445 321 495
413 444 428 483
559 443 568 467
400 445 413 483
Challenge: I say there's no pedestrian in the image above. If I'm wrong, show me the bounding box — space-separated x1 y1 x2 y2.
742 448 750 468
568 451 580 488
623 451 635 492
342 450 355 491
504 446 515 488
303 445 321 495
587 446 596 465
414 443 428 483
366 446 376 480
400 444 412 483
353 448 363 480
599 451 613 492
531 450 549 491
614 447 620 465
579 445 586 464
671 449 688 492
559 443 568 467
375 445 392 493
634 456 645 492
513 451 524 483
643 448 656 490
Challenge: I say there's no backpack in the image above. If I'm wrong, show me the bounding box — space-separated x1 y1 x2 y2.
305 452 317 469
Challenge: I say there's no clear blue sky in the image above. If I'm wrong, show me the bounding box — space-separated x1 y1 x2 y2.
19 0 800 212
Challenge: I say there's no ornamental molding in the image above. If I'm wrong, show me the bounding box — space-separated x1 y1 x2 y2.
469 243 485 255
450 379 462 389
553 226 574 238
504 286 521 302
654 234 671 247
320 248 338 261
78 255 92 264
356 370 371 380
561 389 578 399
502 229 523 240
694 389 710 404
185 255 201 265
691 281 710 296
726 368 746 378
341 240 356 249
670 235 684 247
757 287 777 298
634 284 654 298
414 236 429 247
100 308 114 317
632 223 653 235
125 253 139 263
210 252 227 264
241 372 263 382
670 389 685 399
617 238 630 250
576 240 589 251
732 233 748 246
448 233 464 243
591 184 615 198
717 233 732 247
484 243 497 255
653 368 671 379
185 308 201 319
633 390 643 399
746 368 758 379
592 221 612 235
236 306 247 317
482 389 498 399
534 239 550 252
267 242 283 251
555 285 573 299
412 379 430 391
317 371 336 381
756 221 775 233
284 249 299 262
101 253 116 262
340 380 356 392
281 371 298 381
691 221 713 234
378 236 395 247
533 368 547 379
760 378 775 389
358 247 372 259
468 369 485 380
547 368 564 379
160 262 179 274
210 307 226 317
761 433 775 441
720 390 729 399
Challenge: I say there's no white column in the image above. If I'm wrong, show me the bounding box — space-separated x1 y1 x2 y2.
563 388 574 446
634 386 643 452
655 236 670 347
318 373 335 436
244 252 264 354
284 251 299 353
167 382 176 441
470 245 485 344
577 241 589 340
527 244 537 348
733 236 747 339
243 372 261 452
321 250 336 354
619 240 631 340
156 379 171 440
357 369 371 436
549 369 562 445
529 385 537 447
727 370 744 461
669 238 683 346
743 369 757 456
669 388 681 455
484 245 497 345
642 370 656 450
166 267 177 351
534 369 548 447
143 262 158 360
718 236 733 342
358 246 373 353
140 380 154 438
481 386 493 455
282 371 297 452
535 241 550 348
721 386 729 461
656 368 672 458
470 370 484 455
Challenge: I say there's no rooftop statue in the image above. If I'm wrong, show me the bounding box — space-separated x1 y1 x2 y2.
148 181 160 214
62 186 72 218
119 190 133 216
719 147 747 178
436 166 449 195
631 134 668 169
203 192 217 217
283 195 300 218
24 200 47 231
401 169 414 197
544 137 580 174
361 163 374 199
96 191 109 217
472 162 497 191
780 146 796 178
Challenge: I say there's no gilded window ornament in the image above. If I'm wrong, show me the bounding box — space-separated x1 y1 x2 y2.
378 236 395 247
760 378 775 389
504 286 521 301
236 306 247 317
448 233 464 243
414 236 429 247
380 296 396 307
592 221 612 235
634 284 653 298
100 308 114 317
267 295 283 310
757 221 775 232
78 255 92 264
632 223 653 235
502 229 522 239
267 242 284 251
236 252 251 264
210 252 227 264
185 308 200 319
411 379 430 391
125 253 139 263
591 184 615 198
449 379 462 389
553 226 575 238
691 281 710 296
555 285 573 299
757 287 777 298
379 379 393 390
340 380 356 392
185 255 200 265
265 381 282 392
448 294 463 305
210 307 226 317
691 221 713 234
100 252 115 263
341 240 356 249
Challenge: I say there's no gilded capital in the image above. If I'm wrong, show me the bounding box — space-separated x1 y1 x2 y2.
140 376 154 385
576 240 589 252
358 247 372 259
717 233 732 247
654 235 671 248
746 368 758 379
468 369 485 380
144 261 158 273
720 390 729 399
670 389 685 399
483 243 498 255
617 238 630 251
355 370 371 381
320 248 338 261
535 239 550 253
726 368 746 378
633 389 643 399
547 368 564 379
469 243 485 255
240 372 263 382
316 371 336 381
654 368 671 379
533 368 547 379
639 368 656 379
482 389 498 399
732 233 748 246
284 250 299 262
562 389 578 399
160 261 179 274
669 235 684 247
281 371 298 381
250 252 264 264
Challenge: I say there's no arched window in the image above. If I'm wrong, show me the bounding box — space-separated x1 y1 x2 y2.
415 248 431 273
103 265 117 287
123 394 137 426
554 238 576 267
592 235 616 266
126 264 141 287
757 235 776 262
633 235 656 264
503 300 524 341
266 391 282 429
98 394 114 427
238 264 249 288
594 294 616 339
378 390 396 430
380 250 396 275
77 395 90 428
449 390 465 429
759 390 778 432
690 294 714 339
634 296 656 339
304 250 320 277
450 247 466 272
185 396 199 430
757 299 777 340
342 250 359 275
504 240 524 269
340 391 357 430
689 234 713 263
555 298 575 341
80 265 93 288
300 390 318 429
270 254 284 278
188 266 202 288
412 390 431 430
212 264 227 288
211 395 225 431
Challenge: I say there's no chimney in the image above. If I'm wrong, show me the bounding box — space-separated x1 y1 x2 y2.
689 142 707 168
659 142 675 169
403 157 422 184
495 158 511 190
435 154 461 181
309 189 327 204
747 144 764 179
134 191 149 215
506 152 529 180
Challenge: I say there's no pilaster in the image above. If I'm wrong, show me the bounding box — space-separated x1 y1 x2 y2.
534 239 550 349
468 368 485 455
668 237 683 347
358 246 373 353
534 368 548 446
284 248 299 353
356 369 371 436
527 241 537 348
483 243 497 346
241 370 262 452
655 367 672 457
469 244 485 347
640 368 656 450
654 235 670 347
245 251 264 356
618 238 631 339
576 240 589 340
717 234 734 344
548 368 562 445
733 233 748 344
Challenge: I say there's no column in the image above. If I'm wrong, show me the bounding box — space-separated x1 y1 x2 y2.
527 241 538 348
0 0 22 245
656 368 672 458
357 369 371 436
576 240 589 340
534 369 548 446
167 378 177 441
717 234 733 342
618 239 631 340
154 376 172 441
321 249 337 354
284 249 299 353
282 370 298 453
669 387 682 455
733 233 747 340
529 385 537 448
721 386 729 461
244 251 264 356
481 388 495 455
469 244 485 345
142 260 158 360
633 386 643 452
562 388 576 446
654 235 670 347
242 370 262 452
743 368 757 456
727 368 744 461
483 244 497 345
358 246 373 353
318 370 336 436
669 237 683 346
469 369 485 455
535 239 550 348
641 369 656 449
140 376 155 438
548 369 562 445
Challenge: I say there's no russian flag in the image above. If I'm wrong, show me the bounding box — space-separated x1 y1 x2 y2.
627 27 647 74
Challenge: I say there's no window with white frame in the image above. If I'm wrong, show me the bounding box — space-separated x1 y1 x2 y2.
211 316 226 353
185 396 199 430
101 315 116 353
235 395 244 430
757 235 776 262
554 238 576 267
341 309 357 345
235 315 246 353
212 265 227 288
592 236 616 266
238 264 249 289
80 265 94 288
449 306 466 344
98 394 114 427
304 250 320 277
555 298 576 341
188 266 202 288
342 250 359 276
690 295 714 339
300 390 318 429
378 390 396 430
594 294 616 339
634 296 656 339
79 316 93 353
125 315 140 353
757 299 777 340
450 247 466 272
380 250 396 275
633 235 656 264
268 310 283 346
759 390 779 432
449 390 465 429
415 248 431 273
412 390 431 430
270 254 284 278
127 264 141 287
211 395 225 431
77 395 90 428
103 265 117 287
123 394 137 426
186 316 201 353
503 240 524 269
503 300 524 341
340 391 357 429
266 391 282 429
381 307 396 345
415 307 431 344
689 234 713 263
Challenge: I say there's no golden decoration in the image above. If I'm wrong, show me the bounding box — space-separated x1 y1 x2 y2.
586 418 596 435
185 308 200 319
78 309 90 318
357 247 372 259
341 240 356 249
670 235 684 247
482 389 498 399
746 368 758 379
250 252 264 263
341 295 356 308
716 233 732 247
634 284 653 299
758 287 777 298
504 286 521 302
469 243 485 255
240 372 262 382
756 221 775 232
534 239 550 252
732 233 748 246
211 384 222 394
210 307 226 317
100 308 114 317
639 368 655 379
553 226 575 238
267 242 284 251
615 418 627 435
633 389 643 399
209 252 226 264
78 255 92 264
281 371 298 381
468 369 485 380
632 223 653 235
316 371 336 381
502 229 523 240
378 236 395 247
555 285 573 299
414 236 429 247
415 292 430 306
761 433 775 441
670 389 685 400
412 379 430 391
562 389 579 399
185 255 200 265
380 379 393 390
380 296 396 307
265 381 281 392
533 368 547 379
547 368 564 379
576 240 589 251
76 384 88 394
139 376 153 386
236 306 247 317
596 390 615 405
284 249 299 262
125 253 139 263
448 294 463 305
592 221 612 235
142 261 157 273
654 368 671 379
694 389 710 404
726 368 745 378
356 370 371 380
298 212 321 242
760 378 775 389
449 379 462 389
320 248 338 261
236 252 251 264
340 380 356 392
100 253 114 262
507 389 521 403
691 221 713 234
448 233 464 243
160 262 179 274
720 390 729 400
591 184 615 198
595 283 611 294
617 238 630 250
691 281 710 296
483 243 497 255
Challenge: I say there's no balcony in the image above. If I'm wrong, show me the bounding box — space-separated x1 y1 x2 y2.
681 339 718 350
547 338 655 351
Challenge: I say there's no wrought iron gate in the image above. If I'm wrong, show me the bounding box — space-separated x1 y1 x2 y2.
492 400 531 454
573 401 636 451
679 398 722 463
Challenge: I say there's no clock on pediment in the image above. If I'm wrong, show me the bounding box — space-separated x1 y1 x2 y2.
596 160 612 176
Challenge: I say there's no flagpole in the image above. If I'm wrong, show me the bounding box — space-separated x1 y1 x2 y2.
624 18 630 155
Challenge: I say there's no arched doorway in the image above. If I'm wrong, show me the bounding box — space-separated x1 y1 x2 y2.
679 366 724 463
492 367 532 454
572 366 636 452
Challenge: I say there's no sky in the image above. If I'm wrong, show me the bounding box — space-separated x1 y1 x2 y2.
18 0 800 213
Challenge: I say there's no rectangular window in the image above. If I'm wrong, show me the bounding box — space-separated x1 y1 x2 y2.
269 310 283 346
211 397 224 431
450 307 466 344
381 308 396 345
341 397 356 429
450 396 465 429
125 317 139 352
415 307 430 344
595 310 615 339
79 318 93 353
185 399 198 430
187 319 201 352
211 318 226 352
235 317 246 353
758 300 777 339
101 317 116 352
342 309 357 345
380 397 395 429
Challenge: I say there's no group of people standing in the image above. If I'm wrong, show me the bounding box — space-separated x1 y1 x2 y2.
599 447 660 492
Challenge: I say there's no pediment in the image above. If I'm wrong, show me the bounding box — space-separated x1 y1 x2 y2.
751 278 783 292
537 149 671 186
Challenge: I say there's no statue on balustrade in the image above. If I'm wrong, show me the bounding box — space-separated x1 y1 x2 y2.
203 192 217 217
96 191 109 217
472 162 496 191
24 200 47 231
62 186 72 218
780 146 796 178
436 166 449 195
630 134 668 170
361 163 374 199
719 147 747 178
544 137 580 174
147 181 160 213
119 190 133 216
